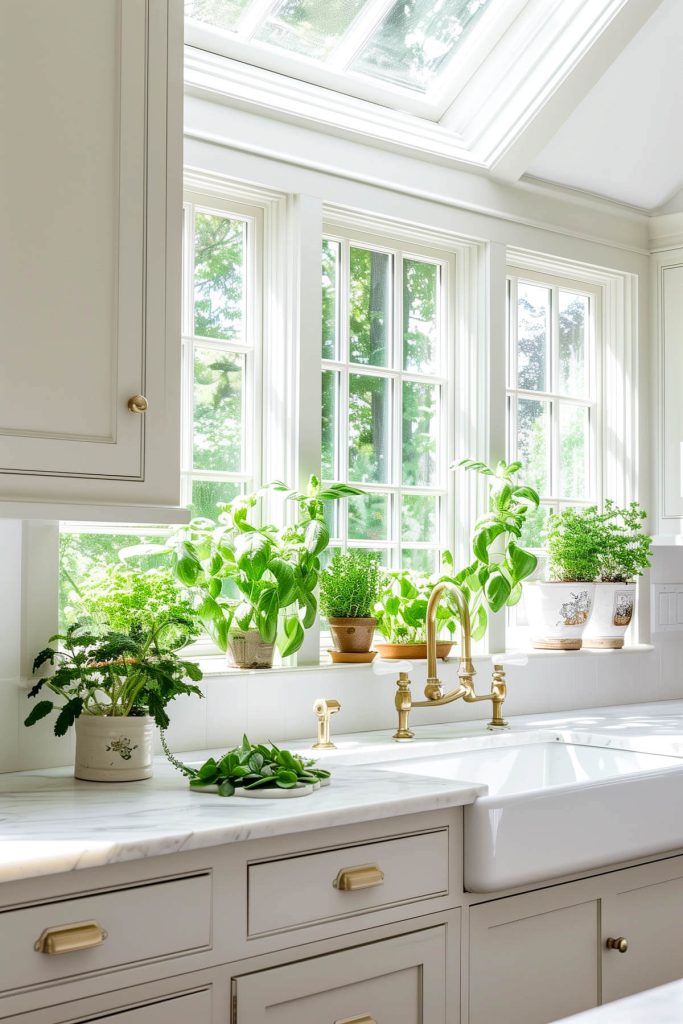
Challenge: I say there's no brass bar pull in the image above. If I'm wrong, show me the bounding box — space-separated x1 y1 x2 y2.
335 1016 377 1024
606 936 629 953
34 920 108 955
333 864 384 892
127 394 148 413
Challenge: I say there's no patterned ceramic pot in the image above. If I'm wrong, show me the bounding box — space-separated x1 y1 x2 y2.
74 715 154 782
583 582 636 649
523 581 596 650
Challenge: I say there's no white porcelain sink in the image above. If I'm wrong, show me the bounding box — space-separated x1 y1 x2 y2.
375 741 683 892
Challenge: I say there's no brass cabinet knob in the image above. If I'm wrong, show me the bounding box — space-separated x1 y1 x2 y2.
335 1017 377 1024
34 920 108 955
127 394 148 413
606 936 629 953
333 864 384 892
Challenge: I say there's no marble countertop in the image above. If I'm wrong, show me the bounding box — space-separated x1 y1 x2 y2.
4 698 683 887
554 981 683 1022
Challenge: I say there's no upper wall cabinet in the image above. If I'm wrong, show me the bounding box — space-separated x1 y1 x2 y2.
0 0 184 520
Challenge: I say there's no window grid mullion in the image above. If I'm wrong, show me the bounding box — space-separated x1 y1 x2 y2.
393 253 403 568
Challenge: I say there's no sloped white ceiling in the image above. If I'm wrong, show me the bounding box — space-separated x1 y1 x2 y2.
527 0 683 210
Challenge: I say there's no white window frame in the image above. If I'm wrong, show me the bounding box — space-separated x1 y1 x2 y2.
321 224 456 571
181 190 264 511
506 266 603 532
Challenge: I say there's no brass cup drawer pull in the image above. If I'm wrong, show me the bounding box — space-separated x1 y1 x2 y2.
335 1016 377 1024
34 920 108 955
333 864 384 892
606 936 629 954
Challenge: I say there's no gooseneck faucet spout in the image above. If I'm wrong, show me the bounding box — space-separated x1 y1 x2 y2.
391 580 509 740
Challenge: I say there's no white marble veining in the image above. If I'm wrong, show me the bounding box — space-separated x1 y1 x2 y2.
554 980 683 1022
4 699 683 888
0 760 484 886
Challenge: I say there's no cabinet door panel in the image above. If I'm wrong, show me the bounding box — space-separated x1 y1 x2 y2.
603 873 683 1003
470 896 599 1024
234 926 449 1024
87 989 211 1023
0 0 182 508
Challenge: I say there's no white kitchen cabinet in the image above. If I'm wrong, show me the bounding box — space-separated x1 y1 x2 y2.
0 0 183 518
232 926 448 1024
469 889 600 1024
602 859 683 1003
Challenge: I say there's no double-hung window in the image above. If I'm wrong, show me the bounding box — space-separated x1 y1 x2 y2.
321 227 454 571
182 192 262 513
506 268 600 549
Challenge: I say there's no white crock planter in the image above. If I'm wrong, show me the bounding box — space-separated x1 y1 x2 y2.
583 581 636 649
75 715 154 782
523 581 596 651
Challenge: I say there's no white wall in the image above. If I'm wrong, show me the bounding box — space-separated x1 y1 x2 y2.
4 93 678 774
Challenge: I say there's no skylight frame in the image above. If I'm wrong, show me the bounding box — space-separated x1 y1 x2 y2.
185 0 528 122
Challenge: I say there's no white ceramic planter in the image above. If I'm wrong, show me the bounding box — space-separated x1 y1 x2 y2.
227 629 275 669
523 581 596 650
75 715 154 782
583 582 636 649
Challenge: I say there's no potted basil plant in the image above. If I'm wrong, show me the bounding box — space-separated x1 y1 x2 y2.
583 500 651 649
125 476 360 669
320 550 381 663
374 561 458 660
24 616 203 781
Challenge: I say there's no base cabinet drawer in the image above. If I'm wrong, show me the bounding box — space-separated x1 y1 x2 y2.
233 926 449 1024
248 828 450 937
84 989 212 1024
0 873 212 994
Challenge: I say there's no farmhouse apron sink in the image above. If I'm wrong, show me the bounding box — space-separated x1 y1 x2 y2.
376 741 683 892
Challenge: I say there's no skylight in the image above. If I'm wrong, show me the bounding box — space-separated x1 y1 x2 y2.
185 0 498 113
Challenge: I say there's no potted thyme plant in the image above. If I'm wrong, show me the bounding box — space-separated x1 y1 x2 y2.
583 500 651 649
320 550 380 662
124 476 359 669
524 506 601 650
24 615 202 782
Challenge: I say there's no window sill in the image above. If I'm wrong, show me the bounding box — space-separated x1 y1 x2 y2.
196 643 656 678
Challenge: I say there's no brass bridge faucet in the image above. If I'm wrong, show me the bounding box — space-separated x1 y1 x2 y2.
393 581 508 741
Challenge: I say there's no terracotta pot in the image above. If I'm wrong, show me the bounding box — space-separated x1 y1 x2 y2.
375 642 453 661
227 629 275 669
328 649 377 664
523 581 596 650
75 715 154 782
328 616 377 654
583 582 636 649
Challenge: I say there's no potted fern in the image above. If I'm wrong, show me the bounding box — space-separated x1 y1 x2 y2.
524 507 601 650
320 550 380 663
24 615 202 781
583 500 651 649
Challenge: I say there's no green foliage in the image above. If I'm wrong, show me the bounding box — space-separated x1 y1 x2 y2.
545 507 602 582
545 501 651 583
452 459 540 638
61 561 199 646
123 476 361 658
163 734 331 798
25 617 203 737
374 557 458 644
596 500 651 583
320 550 381 619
